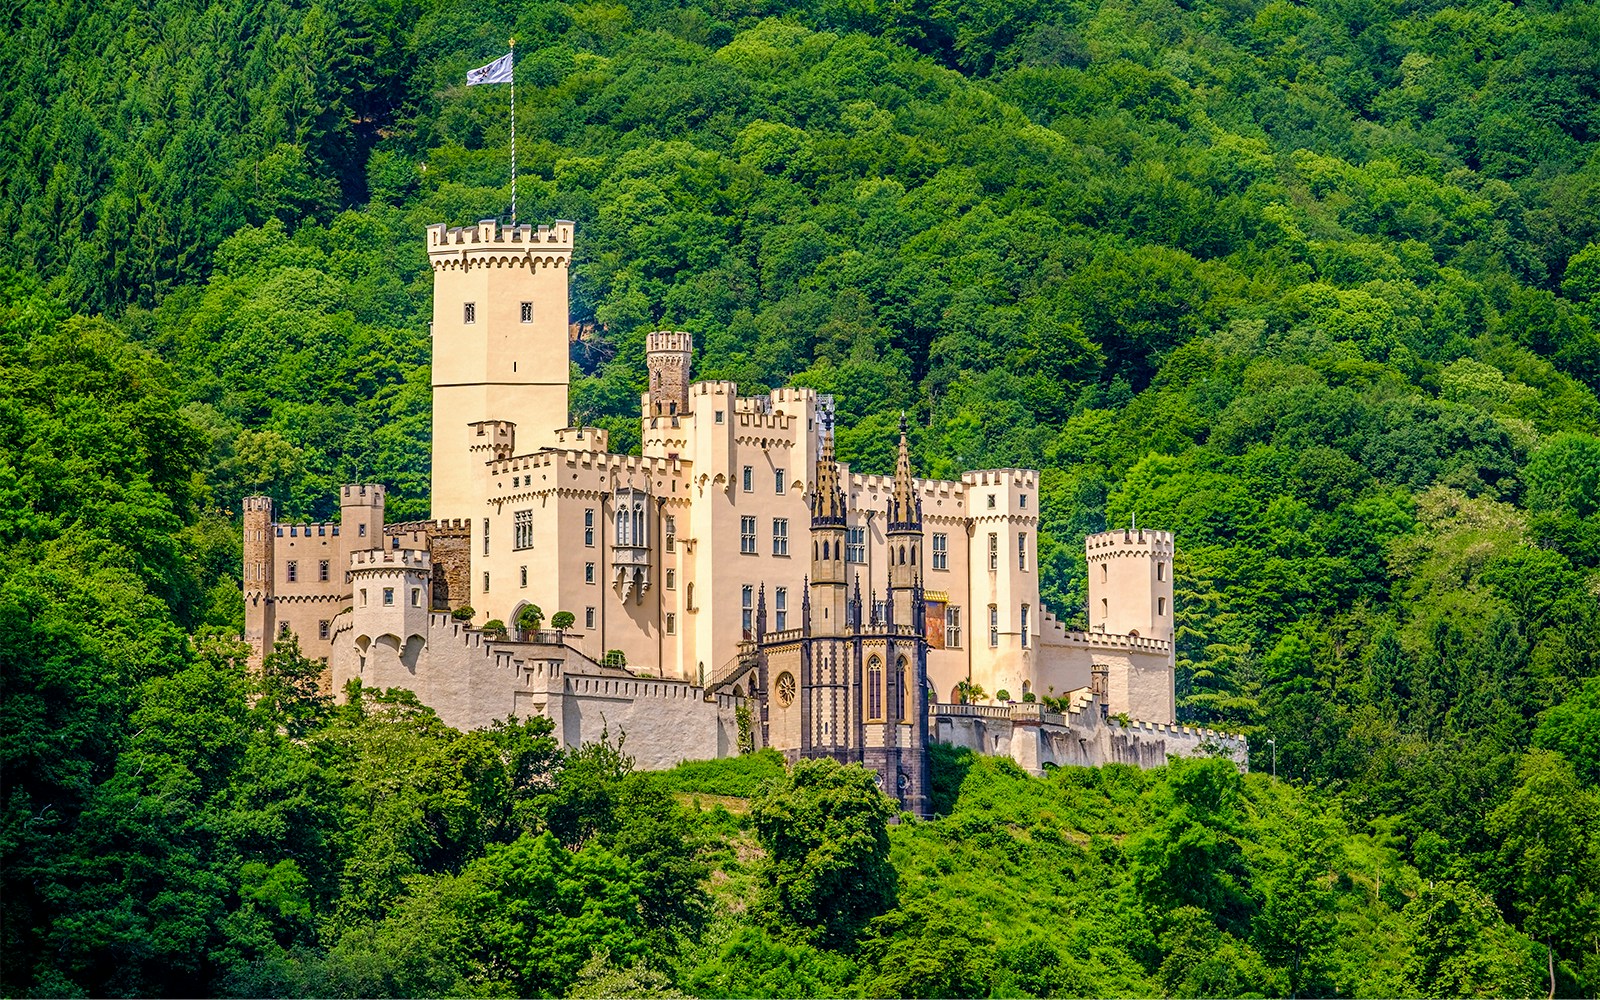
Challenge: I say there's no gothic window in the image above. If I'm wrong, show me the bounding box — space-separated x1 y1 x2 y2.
989 605 999 647
946 606 962 648
520 566 528 587
867 657 883 721
1018 532 1027 571
1021 604 1030 648
988 533 998 571
584 508 594 547
932 533 947 570
411 588 421 607
666 569 675 590
740 517 757 554
383 588 394 606
520 301 532 322
615 508 628 545
514 510 533 549
776 671 796 708
742 585 754 638
774 469 785 493
742 466 753 492
664 514 676 552
585 562 595 584
483 518 490 556
898 657 912 723
665 613 676 635
586 607 595 628
482 572 490 593
987 493 996 509
286 561 297 582
463 302 476 323
279 621 291 637
775 587 787 631
318 620 330 640
318 559 329 582
772 518 788 556
846 527 866 563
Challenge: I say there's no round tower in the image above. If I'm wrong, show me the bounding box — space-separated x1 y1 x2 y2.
645 331 693 417
1085 527 1175 642
243 495 275 667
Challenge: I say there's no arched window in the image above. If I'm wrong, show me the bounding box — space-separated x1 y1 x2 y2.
867 657 883 721
616 509 629 545
899 544 906 565
911 546 917 564
822 540 829 560
898 657 912 723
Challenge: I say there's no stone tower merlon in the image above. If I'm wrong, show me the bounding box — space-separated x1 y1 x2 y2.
1085 528 1176 643
428 218 574 524
645 331 693 417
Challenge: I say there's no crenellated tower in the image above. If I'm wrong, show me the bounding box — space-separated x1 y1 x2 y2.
809 410 848 635
886 415 924 626
645 331 693 417
427 219 574 523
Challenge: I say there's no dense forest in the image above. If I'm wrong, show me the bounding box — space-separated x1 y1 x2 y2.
3 0 1599 994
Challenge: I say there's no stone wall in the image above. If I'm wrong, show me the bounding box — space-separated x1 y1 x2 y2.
933 699 1244 774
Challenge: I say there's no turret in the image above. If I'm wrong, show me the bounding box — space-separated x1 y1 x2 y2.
1085 527 1175 642
340 484 387 550
243 495 275 666
809 409 848 635
886 415 923 625
645 331 693 418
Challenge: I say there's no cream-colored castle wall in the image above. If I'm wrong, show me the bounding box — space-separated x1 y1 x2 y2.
933 700 1242 775
429 221 572 524
1086 528 1175 642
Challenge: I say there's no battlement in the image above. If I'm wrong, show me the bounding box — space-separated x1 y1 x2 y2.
961 468 1039 490
488 448 684 479
848 472 965 504
350 548 431 571
692 380 738 398
427 219 574 256
645 330 693 355
385 517 472 536
768 386 817 406
243 495 274 515
553 426 609 451
468 420 516 458
1086 528 1175 557
341 483 385 506
1059 628 1172 653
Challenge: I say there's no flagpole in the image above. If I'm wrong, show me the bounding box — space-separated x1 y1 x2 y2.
509 38 517 226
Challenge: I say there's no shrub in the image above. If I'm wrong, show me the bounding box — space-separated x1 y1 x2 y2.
516 604 544 631
604 649 627 668
996 689 1012 702
452 605 475 621
482 618 508 639
551 610 576 631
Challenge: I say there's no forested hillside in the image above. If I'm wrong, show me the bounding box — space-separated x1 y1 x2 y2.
3 0 1599 994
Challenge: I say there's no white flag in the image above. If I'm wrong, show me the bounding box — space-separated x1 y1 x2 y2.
466 52 513 85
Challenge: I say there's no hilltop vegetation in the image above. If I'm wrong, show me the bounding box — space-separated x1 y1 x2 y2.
3 0 1600 994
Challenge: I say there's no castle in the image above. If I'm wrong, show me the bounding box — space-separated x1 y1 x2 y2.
242 219 1241 813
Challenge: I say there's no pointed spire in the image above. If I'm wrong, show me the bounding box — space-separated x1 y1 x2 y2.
888 412 922 533
811 405 846 529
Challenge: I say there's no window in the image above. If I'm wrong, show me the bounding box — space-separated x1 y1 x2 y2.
987 493 996 509
585 562 595 584
740 516 757 554
520 301 532 322
742 585 754 637
392 536 401 550
1158 597 1167 616
665 613 677 635
318 620 330 640
946 606 962 648
279 621 291 637
383 587 394 606
775 587 788 631
715 410 724 424
1100 597 1108 619
868 658 883 720
514 510 533 549
586 607 596 629
774 469 785 493
664 515 676 552
584 508 594 546
360 588 367 606
989 605 999 647
359 523 367 537
483 518 490 556
772 518 788 556
988 533 998 571
520 566 528 587
846 526 866 563
1157 561 1166 582
286 561 297 582
666 569 676 590
742 466 753 492
318 559 329 582
1020 494 1028 509
463 302 476 323
482 572 490 593
900 657 912 722
1019 532 1028 571
1101 563 1108 583
1021 605 1030 647
932 533 948 570
411 588 421 607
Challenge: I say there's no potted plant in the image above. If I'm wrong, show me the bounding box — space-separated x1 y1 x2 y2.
515 604 544 638
550 610 575 637
482 618 508 640
451 605 474 622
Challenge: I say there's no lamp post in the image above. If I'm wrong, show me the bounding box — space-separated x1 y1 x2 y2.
1267 737 1277 779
